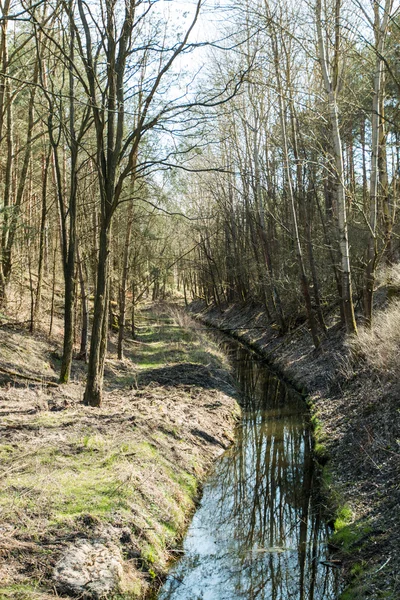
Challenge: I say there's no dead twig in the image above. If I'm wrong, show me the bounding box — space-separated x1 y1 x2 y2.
0 366 59 387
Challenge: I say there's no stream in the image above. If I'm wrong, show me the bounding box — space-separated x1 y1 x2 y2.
157 339 342 600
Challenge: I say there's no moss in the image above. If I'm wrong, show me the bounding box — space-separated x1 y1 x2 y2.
350 561 367 577
0 583 42 599
339 586 367 600
142 545 157 565
321 464 332 488
310 411 329 464
0 443 14 456
314 441 328 462
332 508 372 554
176 471 197 497
310 412 322 436
334 505 353 532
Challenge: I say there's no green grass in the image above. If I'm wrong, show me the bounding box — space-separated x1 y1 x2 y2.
331 505 372 555
0 444 14 459
176 471 197 497
310 411 329 463
0 583 43 599
131 315 228 373
0 304 238 599
321 464 332 488
334 504 353 533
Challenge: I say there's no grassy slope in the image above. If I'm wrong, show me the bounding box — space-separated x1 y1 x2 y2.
189 298 400 600
0 305 239 599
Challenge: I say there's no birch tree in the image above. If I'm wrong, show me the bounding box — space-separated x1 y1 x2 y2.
316 0 358 334
361 0 394 325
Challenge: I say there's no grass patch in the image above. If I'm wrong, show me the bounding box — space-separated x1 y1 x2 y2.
334 505 353 533
339 583 370 600
135 306 229 371
0 303 238 598
321 464 333 488
0 583 44 599
310 411 329 463
332 506 372 555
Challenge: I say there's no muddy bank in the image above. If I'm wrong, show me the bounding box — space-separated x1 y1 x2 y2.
0 305 239 599
188 301 399 600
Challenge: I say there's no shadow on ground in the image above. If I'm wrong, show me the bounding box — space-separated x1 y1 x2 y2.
137 362 235 396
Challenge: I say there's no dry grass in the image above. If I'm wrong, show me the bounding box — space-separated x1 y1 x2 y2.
0 304 239 599
376 262 400 291
349 299 400 375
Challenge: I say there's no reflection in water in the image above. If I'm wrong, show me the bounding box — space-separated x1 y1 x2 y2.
158 342 341 600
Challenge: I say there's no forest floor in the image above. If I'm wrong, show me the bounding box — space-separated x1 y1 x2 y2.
0 304 239 600
188 300 400 600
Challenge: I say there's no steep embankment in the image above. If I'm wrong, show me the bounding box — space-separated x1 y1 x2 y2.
188 300 400 600
0 305 239 600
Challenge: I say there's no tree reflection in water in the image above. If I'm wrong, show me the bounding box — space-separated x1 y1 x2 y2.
158 342 341 600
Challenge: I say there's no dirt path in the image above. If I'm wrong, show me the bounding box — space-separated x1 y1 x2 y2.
0 305 239 599
189 301 400 600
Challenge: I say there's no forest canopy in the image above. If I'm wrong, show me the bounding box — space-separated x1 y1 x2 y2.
1 0 399 405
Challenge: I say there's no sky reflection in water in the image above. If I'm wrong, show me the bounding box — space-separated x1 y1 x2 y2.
158 342 341 600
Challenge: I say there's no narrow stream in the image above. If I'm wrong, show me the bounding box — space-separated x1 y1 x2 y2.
157 340 341 600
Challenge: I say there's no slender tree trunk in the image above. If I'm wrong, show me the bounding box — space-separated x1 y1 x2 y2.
316 0 357 334
363 0 392 326
2 60 39 302
183 275 188 306
252 129 285 328
0 83 13 305
360 115 368 213
0 0 11 305
382 105 393 264
77 245 88 362
60 21 78 382
287 64 327 335
131 280 136 339
83 222 110 406
270 21 320 348
28 240 35 333
49 241 57 337
118 192 135 359
33 150 50 331
306 196 327 334
117 240 130 358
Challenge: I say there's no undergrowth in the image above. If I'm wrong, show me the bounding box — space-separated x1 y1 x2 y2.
349 295 400 376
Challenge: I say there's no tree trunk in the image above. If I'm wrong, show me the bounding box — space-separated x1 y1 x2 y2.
118 204 134 359
77 245 89 362
2 60 39 301
33 150 50 331
131 280 136 339
49 241 57 337
0 82 13 305
270 20 320 348
83 223 110 407
316 0 357 335
59 21 78 382
363 0 392 326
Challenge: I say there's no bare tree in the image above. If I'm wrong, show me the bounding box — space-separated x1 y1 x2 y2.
362 0 394 325
316 0 358 334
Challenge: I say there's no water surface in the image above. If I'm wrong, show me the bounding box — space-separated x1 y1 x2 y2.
158 341 341 600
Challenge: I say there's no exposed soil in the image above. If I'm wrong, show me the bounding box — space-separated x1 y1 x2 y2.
0 305 239 599
188 300 400 600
